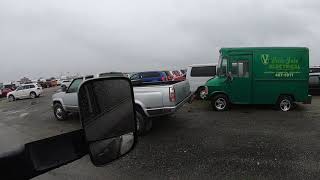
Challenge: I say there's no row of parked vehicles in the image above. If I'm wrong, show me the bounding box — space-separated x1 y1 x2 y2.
129 70 187 82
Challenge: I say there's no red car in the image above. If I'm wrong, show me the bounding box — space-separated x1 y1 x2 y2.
1 88 12 97
172 70 186 81
163 71 174 81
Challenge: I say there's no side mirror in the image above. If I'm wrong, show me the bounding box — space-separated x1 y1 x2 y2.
61 85 67 92
0 77 136 179
78 77 136 166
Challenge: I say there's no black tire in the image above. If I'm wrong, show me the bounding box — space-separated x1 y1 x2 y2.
8 95 15 102
197 87 207 100
277 95 293 112
211 94 230 111
53 103 67 121
136 111 152 136
30 92 36 99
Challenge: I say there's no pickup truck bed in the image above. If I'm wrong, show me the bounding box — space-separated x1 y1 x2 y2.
52 78 191 135
133 81 191 117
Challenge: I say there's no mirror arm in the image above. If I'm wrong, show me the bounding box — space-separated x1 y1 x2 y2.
0 129 88 179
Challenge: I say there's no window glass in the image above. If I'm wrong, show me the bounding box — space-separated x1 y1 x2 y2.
23 85 29 89
309 76 319 86
29 85 35 88
164 71 172 76
67 79 83 93
130 74 140 80
231 63 238 77
141 72 160 78
219 59 228 76
230 61 249 78
240 61 249 78
16 87 23 91
191 66 216 77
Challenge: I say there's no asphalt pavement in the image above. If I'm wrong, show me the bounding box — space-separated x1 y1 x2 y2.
0 87 320 179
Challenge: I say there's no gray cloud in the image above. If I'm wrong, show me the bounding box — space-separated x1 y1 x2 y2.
0 0 319 82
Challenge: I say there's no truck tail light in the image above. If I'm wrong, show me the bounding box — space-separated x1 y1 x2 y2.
161 76 166 81
169 87 176 102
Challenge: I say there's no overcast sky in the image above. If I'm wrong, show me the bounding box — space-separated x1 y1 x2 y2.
0 0 319 82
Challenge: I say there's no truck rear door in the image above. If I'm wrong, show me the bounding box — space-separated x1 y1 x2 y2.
172 80 191 104
228 55 252 104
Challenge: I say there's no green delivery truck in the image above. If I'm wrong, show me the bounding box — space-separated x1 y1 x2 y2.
203 47 312 112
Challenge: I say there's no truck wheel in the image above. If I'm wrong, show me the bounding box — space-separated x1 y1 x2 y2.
30 92 36 99
8 95 15 102
198 87 207 100
277 96 293 112
195 87 205 100
136 111 152 136
211 94 229 111
54 103 67 121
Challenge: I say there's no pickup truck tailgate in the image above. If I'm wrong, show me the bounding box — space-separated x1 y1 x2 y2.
173 80 191 104
133 87 164 109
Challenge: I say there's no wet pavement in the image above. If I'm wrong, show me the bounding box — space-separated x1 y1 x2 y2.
0 88 320 179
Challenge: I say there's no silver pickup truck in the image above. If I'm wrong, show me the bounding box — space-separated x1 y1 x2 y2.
52 77 191 135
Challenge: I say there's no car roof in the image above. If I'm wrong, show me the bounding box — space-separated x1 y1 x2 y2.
21 83 37 86
188 63 218 67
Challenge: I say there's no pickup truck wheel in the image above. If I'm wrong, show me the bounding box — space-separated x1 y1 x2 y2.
8 95 15 102
54 103 67 121
277 96 293 112
136 111 152 136
211 94 229 111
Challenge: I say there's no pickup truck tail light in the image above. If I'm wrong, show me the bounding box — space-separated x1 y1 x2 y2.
169 87 176 102
161 76 167 81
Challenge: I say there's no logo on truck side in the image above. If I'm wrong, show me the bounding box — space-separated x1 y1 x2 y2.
261 54 270 65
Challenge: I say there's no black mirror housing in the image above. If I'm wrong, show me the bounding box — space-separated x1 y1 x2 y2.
78 77 136 166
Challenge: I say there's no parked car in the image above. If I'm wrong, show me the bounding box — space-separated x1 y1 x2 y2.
130 71 167 82
204 47 311 112
163 71 174 81
186 63 217 98
60 80 72 89
309 73 320 95
0 88 12 97
3 83 17 90
171 70 186 81
180 69 187 75
7 83 42 101
52 77 191 135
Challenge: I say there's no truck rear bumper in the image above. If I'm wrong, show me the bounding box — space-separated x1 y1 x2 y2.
303 95 312 104
146 93 192 117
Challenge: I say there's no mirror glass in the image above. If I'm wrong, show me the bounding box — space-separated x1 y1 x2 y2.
78 77 136 166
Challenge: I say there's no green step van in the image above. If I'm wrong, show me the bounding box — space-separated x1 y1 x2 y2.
204 47 312 112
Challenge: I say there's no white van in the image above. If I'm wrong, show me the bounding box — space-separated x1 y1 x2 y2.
186 63 217 98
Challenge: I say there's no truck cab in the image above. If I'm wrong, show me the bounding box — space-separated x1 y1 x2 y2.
204 47 311 112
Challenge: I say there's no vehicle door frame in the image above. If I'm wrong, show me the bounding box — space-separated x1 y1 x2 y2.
227 54 253 104
14 86 24 98
64 78 83 111
21 85 31 98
